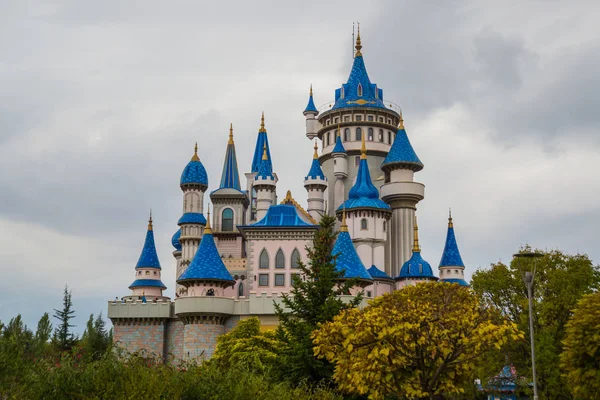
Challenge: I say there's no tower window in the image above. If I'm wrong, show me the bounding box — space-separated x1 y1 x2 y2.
326 132 330 146
344 128 350 141
357 83 363 96
356 127 362 141
356 115 362 122
383 221 386 232
379 129 384 142
368 128 374 141
274 273 285 286
367 115 374 122
145 271 150 275
291 249 301 268
275 249 285 269
344 115 350 122
334 117 339 123
361 218 368 230
258 274 269 287
419 264 423 274
379 117 384 123
354 156 360 166
388 131 392 144
222 208 234 231
259 249 269 269
238 282 244 297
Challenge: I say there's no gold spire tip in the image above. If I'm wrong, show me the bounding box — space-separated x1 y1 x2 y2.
448 208 453 228
228 123 234 144
262 143 268 161
399 113 405 130
310 84 313 97
360 131 367 159
205 204 212 233
355 22 362 57
413 215 421 252
148 209 153 231
313 140 318 159
191 142 200 161
259 112 266 132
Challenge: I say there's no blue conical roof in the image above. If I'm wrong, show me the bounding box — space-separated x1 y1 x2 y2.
303 87 318 114
305 146 325 180
219 125 241 190
338 158 390 211
256 153 274 180
439 217 465 268
331 227 372 282
332 134 346 154
251 114 273 173
368 265 393 281
177 225 235 285
135 218 161 270
381 126 423 172
180 144 208 187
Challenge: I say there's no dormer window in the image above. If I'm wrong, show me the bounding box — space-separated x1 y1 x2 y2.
357 83 363 97
341 86 345 99
375 85 378 99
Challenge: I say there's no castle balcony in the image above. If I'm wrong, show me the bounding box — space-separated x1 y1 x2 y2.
174 296 235 317
107 300 173 320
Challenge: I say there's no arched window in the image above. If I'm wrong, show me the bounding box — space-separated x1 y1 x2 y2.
326 132 330 146
344 128 350 141
275 249 285 269
356 127 362 141
387 131 392 144
291 249 301 269
238 282 244 297
222 208 233 231
357 83 363 96
259 249 269 269
368 128 374 141
378 129 384 142
383 221 386 232
361 218 368 230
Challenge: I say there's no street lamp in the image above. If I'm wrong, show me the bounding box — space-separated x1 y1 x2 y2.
513 251 543 400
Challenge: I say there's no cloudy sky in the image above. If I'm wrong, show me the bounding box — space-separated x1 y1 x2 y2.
1 0 599 334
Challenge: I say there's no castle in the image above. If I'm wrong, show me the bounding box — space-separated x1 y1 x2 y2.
107 30 469 362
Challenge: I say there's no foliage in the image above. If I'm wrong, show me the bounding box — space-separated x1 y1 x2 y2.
275 214 362 384
313 281 523 400
560 292 600 399
209 317 283 373
34 312 52 355
471 249 600 399
80 313 112 360
52 285 77 352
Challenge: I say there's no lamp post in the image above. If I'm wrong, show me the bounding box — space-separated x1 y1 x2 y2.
513 251 543 400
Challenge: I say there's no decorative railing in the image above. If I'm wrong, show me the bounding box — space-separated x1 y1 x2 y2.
317 100 402 115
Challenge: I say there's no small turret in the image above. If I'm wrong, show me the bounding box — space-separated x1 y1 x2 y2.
331 128 348 179
129 212 167 299
253 141 276 221
303 85 319 140
304 141 328 222
438 210 469 286
395 216 438 288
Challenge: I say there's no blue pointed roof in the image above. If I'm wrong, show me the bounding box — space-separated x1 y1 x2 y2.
218 125 241 190
338 158 390 211
251 115 273 173
439 216 465 268
256 153 274 180
397 251 436 280
305 146 325 180
129 279 167 290
135 219 161 270
331 227 373 282
332 134 346 154
303 87 318 114
381 126 424 172
177 213 207 225
368 265 393 281
171 229 182 251
180 144 208 187
331 37 386 111
177 225 235 285
250 204 314 227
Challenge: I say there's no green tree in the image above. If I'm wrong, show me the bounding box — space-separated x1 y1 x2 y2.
313 281 522 400
53 285 77 351
81 313 111 360
274 214 362 384
34 312 52 355
471 249 600 399
560 292 600 399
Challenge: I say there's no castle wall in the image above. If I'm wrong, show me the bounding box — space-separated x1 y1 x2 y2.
165 319 184 361
182 319 225 360
113 320 165 358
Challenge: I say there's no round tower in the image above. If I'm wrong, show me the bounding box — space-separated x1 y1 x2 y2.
438 211 469 286
175 209 235 359
303 85 319 140
331 129 348 212
176 143 208 295
395 216 438 289
304 141 328 222
380 117 425 277
128 213 168 300
253 143 276 221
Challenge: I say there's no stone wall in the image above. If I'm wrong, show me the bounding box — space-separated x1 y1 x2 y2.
113 319 165 358
182 318 225 360
165 319 184 362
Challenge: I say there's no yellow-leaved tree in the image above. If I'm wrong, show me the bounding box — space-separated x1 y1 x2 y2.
313 281 523 400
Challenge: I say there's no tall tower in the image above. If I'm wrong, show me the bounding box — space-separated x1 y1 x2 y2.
128 213 167 299
395 216 437 289
438 211 469 286
253 143 277 221
337 135 391 271
307 28 402 215
176 143 208 295
380 117 425 276
303 85 319 140
331 130 348 212
210 124 248 264
304 141 327 222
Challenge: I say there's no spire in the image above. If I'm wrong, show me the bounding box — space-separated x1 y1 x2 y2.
148 210 153 231
448 208 453 228
218 124 241 190
331 207 372 284
399 113 404 130
228 123 234 145
305 141 326 180
313 140 318 159
381 117 424 172
205 205 212 234
262 143 268 160
304 85 318 114
259 111 266 133
355 23 362 57
341 208 348 232
360 131 367 160
191 142 200 161
251 113 272 172
310 84 313 96
413 215 421 252
135 216 161 269
332 125 346 154
439 212 465 268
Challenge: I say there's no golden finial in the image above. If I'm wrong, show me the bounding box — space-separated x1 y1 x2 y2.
340 207 348 232
310 84 313 97
399 112 405 130
148 209 153 231
262 143 268 161
205 204 212 234
355 22 362 57
360 131 367 160
448 208 453 228
191 142 200 161
413 215 421 252
259 111 266 133
228 123 234 145
313 140 318 159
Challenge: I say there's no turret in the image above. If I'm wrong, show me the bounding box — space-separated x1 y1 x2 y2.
380 116 425 276
331 129 348 179
395 216 438 289
303 85 319 140
438 210 469 286
336 135 391 270
253 143 276 221
177 143 208 295
304 141 327 222
128 213 167 299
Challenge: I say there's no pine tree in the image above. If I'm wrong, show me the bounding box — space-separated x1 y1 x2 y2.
52 285 76 352
34 312 52 355
274 214 362 384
